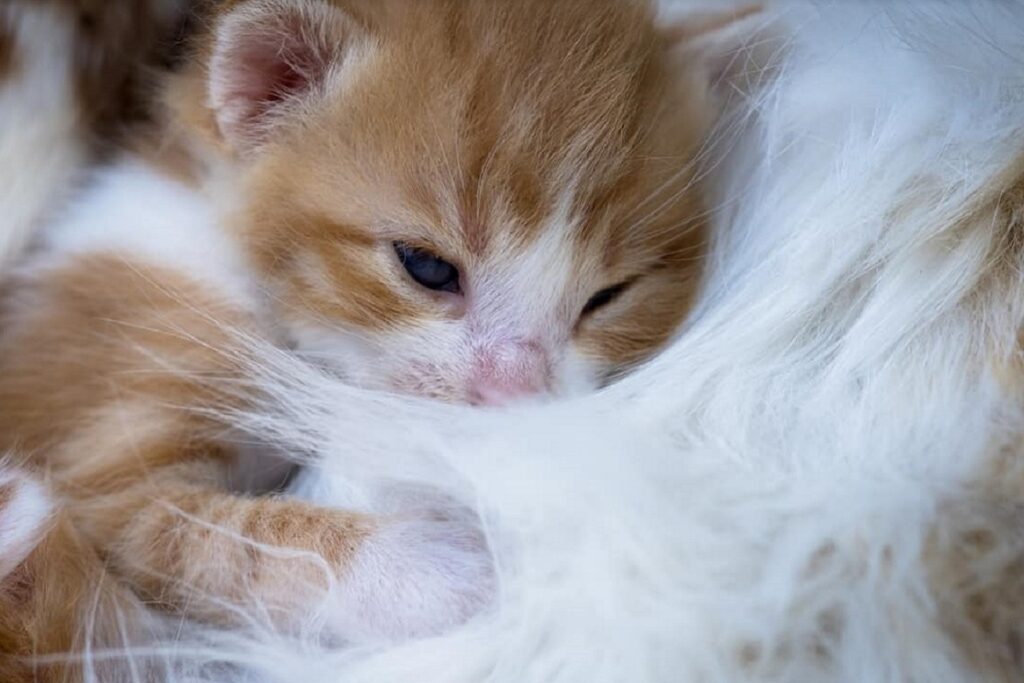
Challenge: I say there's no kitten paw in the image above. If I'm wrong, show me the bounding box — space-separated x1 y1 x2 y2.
327 506 495 643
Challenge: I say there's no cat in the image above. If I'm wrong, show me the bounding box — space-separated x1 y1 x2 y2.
0 0 759 679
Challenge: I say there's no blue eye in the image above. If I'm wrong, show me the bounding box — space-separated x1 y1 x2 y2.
394 242 461 294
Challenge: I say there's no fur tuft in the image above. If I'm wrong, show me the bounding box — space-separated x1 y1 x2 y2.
0 463 52 581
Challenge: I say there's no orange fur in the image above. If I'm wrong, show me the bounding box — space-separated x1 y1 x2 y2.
0 510 147 683
0 256 374 677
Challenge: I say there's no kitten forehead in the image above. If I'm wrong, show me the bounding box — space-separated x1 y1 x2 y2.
256 0 708 263
469 191 580 327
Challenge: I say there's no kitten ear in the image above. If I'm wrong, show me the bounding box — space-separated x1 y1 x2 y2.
208 0 362 151
662 5 777 94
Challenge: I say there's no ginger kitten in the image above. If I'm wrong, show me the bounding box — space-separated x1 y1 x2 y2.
0 0 757 678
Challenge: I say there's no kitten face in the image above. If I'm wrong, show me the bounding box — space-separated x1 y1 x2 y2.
195 0 733 404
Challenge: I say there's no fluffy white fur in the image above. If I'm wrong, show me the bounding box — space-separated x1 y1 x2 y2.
12 0 1024 681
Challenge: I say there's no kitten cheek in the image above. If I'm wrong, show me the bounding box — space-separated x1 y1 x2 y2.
284 320 381 382
383 363 466 403
554 348 603 396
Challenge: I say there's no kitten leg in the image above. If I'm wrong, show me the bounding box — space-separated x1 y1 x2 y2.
0 255 492 641
69 453 493 642
71 458 374 631
0 256 372 632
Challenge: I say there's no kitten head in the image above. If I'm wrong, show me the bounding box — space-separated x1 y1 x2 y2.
181 0 757 404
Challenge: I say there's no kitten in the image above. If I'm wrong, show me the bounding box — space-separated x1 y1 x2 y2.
0 0 756 678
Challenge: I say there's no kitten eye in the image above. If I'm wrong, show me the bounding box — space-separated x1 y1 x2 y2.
394 242 461 294
582 281 632 318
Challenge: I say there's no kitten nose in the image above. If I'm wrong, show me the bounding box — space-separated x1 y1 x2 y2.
468 340 549 407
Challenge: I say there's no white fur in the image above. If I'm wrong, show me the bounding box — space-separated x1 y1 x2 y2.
0 465 53 580
35 159 258 310
323 505 495 644
0 3 87 272
141 2 1024 682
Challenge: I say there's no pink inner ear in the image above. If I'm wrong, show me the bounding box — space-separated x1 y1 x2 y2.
232 40 310 112
209 3 350 149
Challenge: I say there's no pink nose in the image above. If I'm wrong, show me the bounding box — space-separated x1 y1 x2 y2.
468 340 549 406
